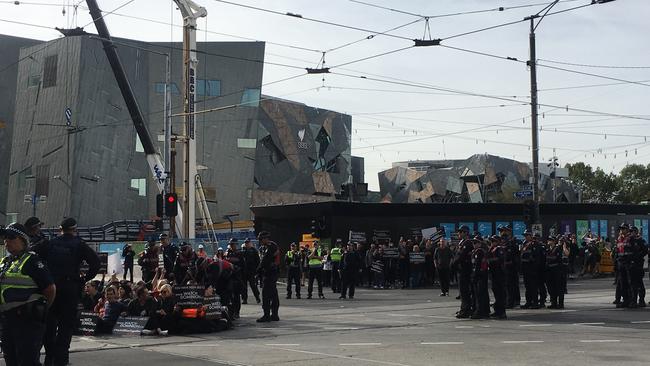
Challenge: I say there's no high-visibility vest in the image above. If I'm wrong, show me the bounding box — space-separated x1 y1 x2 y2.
330 247 342 262
0 252 43 312
308 249 322 267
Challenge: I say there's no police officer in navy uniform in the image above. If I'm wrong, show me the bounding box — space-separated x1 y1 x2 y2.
0 223 56 366
225 238 246 319
470 238 490 319
487 235 507 319
630 227 647 307
520 230 540 309
499 225 521 309
256 231 280 322
545 235 565 309
453 225 474 319
24 216 48 251
159 233 178 280
34 217 100 366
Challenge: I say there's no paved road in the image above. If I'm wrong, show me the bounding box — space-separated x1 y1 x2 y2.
6 277 650 365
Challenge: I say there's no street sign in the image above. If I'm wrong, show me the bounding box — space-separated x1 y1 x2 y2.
23 195 32 203
514 190 533 199
532 224 543 236
521 184 533 191
64 107 72 126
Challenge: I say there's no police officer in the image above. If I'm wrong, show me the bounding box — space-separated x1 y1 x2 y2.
487 235 507 319
285 242 302 299
174 242 197 284
520 230 540 309
35 217 100 366
257 231 280 322
225 238 246 319
242 238 261 304
453 225 474 319
534 233 548 307
630 227 647 307
499 225 521 309
307 241 325 299
159 233 178 280
0 223 56 366
340 242 362 299
330 239 343 293
545 236 565 309
615 223 634 308
471 238 490 319
24 216 47 251
138 239 159 283
195 256 235 319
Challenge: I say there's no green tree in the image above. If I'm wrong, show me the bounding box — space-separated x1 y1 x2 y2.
565 162 619 203
616 164 650 203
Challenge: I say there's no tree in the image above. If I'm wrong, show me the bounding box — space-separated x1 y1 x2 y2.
565 162 650 204
616 164 650 203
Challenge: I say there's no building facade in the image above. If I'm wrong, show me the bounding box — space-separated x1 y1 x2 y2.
5 34 354 227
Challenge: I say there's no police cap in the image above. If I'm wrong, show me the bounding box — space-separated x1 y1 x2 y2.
489 235 501 242
619 223 630 230
457 225 470 233
497 224 513 232
523 229 533 236
60 217 77 230
257 231 271 240
228 238 239 245
159 233 169 240
0 223 30 243
24 216 43 229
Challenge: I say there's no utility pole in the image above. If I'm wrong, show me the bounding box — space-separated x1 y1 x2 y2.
174 0 207 240
548 156 559 202
527 14 541 224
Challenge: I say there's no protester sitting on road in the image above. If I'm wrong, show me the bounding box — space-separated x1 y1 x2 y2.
95 286 127 334
118 283 133 305
81 280 103 311
142 284 177 336
128 286 158 317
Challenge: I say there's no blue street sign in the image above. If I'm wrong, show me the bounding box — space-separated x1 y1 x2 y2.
514 190 533 198
65 107 72 126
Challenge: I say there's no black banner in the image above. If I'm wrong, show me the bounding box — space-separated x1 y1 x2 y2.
203 295 222 320
408 227 423 240
348 231 366 244
80 253 108 274
77 311 98 336
174 285 205 308
373 229 391 244
113 316 149 336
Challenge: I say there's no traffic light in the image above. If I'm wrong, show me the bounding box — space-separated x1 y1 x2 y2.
165 193 178 217
156 194 164 217
523 200 534 225
310 219 319 238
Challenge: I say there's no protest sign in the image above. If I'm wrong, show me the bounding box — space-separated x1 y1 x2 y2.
373 229 391 244
348 230 366 244
113 316 149 336
80 253 108 274
203 295 222 320
383 247 399 259
174 285 204 308
77 311 98 336
409 252 425 264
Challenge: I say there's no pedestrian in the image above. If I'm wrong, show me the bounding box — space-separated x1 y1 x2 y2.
34 217 100 366
307 241 325 299
330 239 343 293
24 216 47 251
398 238 410 289
471 238 490 319
409 244 424 288
242 238 261 304
371 246 385 288
225 238 246 319
285 242 302 299
256 231 280 322
0 223 56 366
122 243 135 282
453 225 474 318
159 233 178 280
499 225 521 309
424 239 435 286
138 240 159 283
434 238 452 296
487 235 507 319
340 242 361 299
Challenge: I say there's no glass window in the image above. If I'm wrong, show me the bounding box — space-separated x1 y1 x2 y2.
237 138 256 149
135 135 144 152
130 178 146 197
153 82 180 95
240 88 260 107
42 55 57 88
196 79 221 97
28 74 41 88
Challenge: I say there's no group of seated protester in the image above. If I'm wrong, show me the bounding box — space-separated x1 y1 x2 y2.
81 267 229 336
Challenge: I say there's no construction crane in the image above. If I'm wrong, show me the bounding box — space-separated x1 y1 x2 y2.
85 0 208 240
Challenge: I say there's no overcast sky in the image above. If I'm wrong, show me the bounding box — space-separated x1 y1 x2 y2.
2 0 649 190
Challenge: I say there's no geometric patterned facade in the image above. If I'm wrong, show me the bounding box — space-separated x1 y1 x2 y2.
380 154 577 203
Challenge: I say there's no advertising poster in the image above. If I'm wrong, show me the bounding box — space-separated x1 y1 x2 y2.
512 221 526 240
458 222 475 235
478 222 493 237
599 220 608 240
560 220 575 235
642 220 649 244
576 220 589 239
440 223 456 240
634 219 642 230
590 220 599 237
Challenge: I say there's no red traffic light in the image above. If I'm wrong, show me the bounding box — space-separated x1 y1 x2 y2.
167 195 176 203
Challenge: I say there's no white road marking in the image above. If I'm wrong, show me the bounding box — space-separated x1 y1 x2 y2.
265 343 300 346
579 340 620 343
421 342 464 345
323 327 360 330
502 340 544 344
267 346 413 366
631 320 650 324
340 343 382 346
455 325 474 329
519 324 552 327
573 322 606 326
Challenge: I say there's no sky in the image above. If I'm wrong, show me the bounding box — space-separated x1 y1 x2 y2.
1 0 649 191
